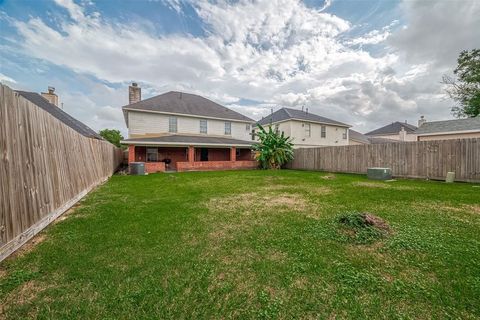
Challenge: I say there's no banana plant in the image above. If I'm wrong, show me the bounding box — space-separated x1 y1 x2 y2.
252 124 294 169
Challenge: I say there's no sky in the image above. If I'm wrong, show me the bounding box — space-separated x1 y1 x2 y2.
1 0 479 136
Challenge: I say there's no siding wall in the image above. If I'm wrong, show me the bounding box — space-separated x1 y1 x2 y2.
0 84 123 261
262 120 349 148
418 132 480 141
128 111 252 141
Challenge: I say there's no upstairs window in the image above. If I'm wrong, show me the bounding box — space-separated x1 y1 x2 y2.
305 123 311 137
169 116 177 133
146 148 158 162
343 128 348 139
200 119 207 134
275 124 280 133
321 125 326 138
246 124 251 131
225 122 231 135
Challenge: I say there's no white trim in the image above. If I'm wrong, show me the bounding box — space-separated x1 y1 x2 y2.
415 129 480 136
121 140 253 148
257 118 351 128
123 108 255 124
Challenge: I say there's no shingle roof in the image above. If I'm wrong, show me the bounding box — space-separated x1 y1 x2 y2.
257 107 350 127
415 117 480 135
16 91 102 139
365 121 417 136
122 91 254 123
349 129 370 144
122 134 253 146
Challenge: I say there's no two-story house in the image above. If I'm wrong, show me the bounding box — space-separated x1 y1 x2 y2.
121 83 257 173
256 107 351 148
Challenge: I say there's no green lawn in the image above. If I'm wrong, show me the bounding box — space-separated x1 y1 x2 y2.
1 170 480 319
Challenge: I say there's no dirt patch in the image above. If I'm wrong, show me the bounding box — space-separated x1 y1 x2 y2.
352 181 418 191
363 213 391 233
463 204 480 214
8 234 47 259
415 202 480 215
2 279 52 313
337 212 392 244
53 203 85 224
322 173 336 180
207 192 309 213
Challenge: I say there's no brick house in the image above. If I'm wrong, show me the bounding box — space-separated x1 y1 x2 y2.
121 83 257 173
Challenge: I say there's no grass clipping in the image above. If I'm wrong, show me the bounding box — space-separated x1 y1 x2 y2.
336 212 391 244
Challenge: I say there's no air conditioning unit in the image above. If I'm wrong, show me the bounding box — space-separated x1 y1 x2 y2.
367 167 392 180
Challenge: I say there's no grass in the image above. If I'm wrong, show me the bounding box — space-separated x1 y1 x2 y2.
1 170 480 319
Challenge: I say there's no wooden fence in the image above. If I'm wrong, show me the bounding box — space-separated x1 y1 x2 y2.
0 84 123 261
287 139 480 183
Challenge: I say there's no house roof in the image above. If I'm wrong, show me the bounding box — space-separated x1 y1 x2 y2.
415 117 480 135
16 91 102 139
257 107 350 127
349 129 370 144
365 121 417 136
122 91 254 123
121 134 253 147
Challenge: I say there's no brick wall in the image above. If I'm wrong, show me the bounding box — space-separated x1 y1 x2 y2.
177 160 258 172
145 162 166 173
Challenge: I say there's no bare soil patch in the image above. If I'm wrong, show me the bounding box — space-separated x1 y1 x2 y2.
9 234 47 259
352 181 418 190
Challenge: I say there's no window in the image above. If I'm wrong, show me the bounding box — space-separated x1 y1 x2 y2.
225 122 231 135
200 119 207 134
169 116 177 133
305 123 311 137
275 124 279 133
343 128 348 139
321 125 326 138
146 148 158 162
246 124 251 131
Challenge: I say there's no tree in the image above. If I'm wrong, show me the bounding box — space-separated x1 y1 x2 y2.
252 124 294 169
99 129 124 148
442 49 480 118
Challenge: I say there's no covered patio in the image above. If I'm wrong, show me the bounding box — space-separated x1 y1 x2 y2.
123 135 257 173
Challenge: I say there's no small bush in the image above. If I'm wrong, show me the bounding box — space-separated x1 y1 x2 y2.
336 212 391 244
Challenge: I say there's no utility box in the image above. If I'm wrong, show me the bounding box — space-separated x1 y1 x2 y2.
367 167 392 180
130 162 145 175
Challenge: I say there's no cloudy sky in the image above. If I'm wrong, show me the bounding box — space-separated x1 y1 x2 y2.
1 0 479 135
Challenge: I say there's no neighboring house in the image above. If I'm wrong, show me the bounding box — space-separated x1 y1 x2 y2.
349 130 370 145
415 116 480 141
256 107 351 148
121 83 257 173
365 121 417 141
16 88 102 139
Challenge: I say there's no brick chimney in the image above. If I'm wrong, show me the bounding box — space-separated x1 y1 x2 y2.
41 86 58 106
129 82 141 104
418 115 426 127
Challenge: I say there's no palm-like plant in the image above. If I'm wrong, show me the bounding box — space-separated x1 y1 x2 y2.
252 124 294 169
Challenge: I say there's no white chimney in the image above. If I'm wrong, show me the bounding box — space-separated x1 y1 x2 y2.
129 82 141 104
418 115 426 127
41 86 58 106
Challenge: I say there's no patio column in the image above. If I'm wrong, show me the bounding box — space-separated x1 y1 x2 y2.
128 145 135 163
230 147 236 162
188 146 195 163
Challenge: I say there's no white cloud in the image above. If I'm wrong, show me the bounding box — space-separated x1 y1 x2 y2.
0 73 17 84
4 0 479 133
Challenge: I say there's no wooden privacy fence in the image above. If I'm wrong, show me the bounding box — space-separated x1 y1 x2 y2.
0 84 123 261
287 139 480 183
